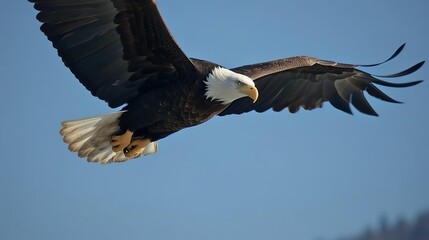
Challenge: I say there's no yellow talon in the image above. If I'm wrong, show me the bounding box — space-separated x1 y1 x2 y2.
111 130 133 152
124 139 151 158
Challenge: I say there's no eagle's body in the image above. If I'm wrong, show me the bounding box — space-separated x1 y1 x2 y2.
121 59 227 140
30 0 424 164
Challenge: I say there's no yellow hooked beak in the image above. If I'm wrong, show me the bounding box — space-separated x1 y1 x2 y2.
238 85 259 103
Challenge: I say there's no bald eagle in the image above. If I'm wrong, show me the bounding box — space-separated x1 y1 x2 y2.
30 0 424 164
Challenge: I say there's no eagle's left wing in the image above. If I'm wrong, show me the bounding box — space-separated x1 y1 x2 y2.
30 0 197 108
220 45 424 116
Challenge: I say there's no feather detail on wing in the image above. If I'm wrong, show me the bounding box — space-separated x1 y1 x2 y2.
30 0 196 108
220 44 424 116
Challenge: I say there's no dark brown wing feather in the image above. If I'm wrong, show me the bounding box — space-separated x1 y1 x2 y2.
220 45 423 116
30 0 196 108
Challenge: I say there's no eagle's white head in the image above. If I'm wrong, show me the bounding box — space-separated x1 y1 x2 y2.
204 67 259 105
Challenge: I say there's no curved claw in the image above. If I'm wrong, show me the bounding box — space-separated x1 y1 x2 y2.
124 139 151 158
111 130 133 153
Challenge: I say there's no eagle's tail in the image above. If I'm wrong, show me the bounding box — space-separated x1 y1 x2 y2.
60 112 158 164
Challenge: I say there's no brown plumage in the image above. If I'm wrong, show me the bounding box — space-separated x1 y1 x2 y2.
30 0 424 163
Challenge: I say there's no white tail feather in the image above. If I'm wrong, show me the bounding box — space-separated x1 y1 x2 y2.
60 111 158 164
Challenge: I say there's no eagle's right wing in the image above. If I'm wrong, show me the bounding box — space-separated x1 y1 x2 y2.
220 44 424 116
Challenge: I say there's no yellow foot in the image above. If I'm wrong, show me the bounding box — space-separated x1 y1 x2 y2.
111 130 133 153
124 139 151 158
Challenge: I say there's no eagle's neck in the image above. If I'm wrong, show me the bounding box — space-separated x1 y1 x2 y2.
204 67 254 105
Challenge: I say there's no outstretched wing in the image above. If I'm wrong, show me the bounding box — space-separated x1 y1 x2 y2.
220 44 424 116
30 0 196 108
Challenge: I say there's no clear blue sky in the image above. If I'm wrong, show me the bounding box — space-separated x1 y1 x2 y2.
1 1 428 240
